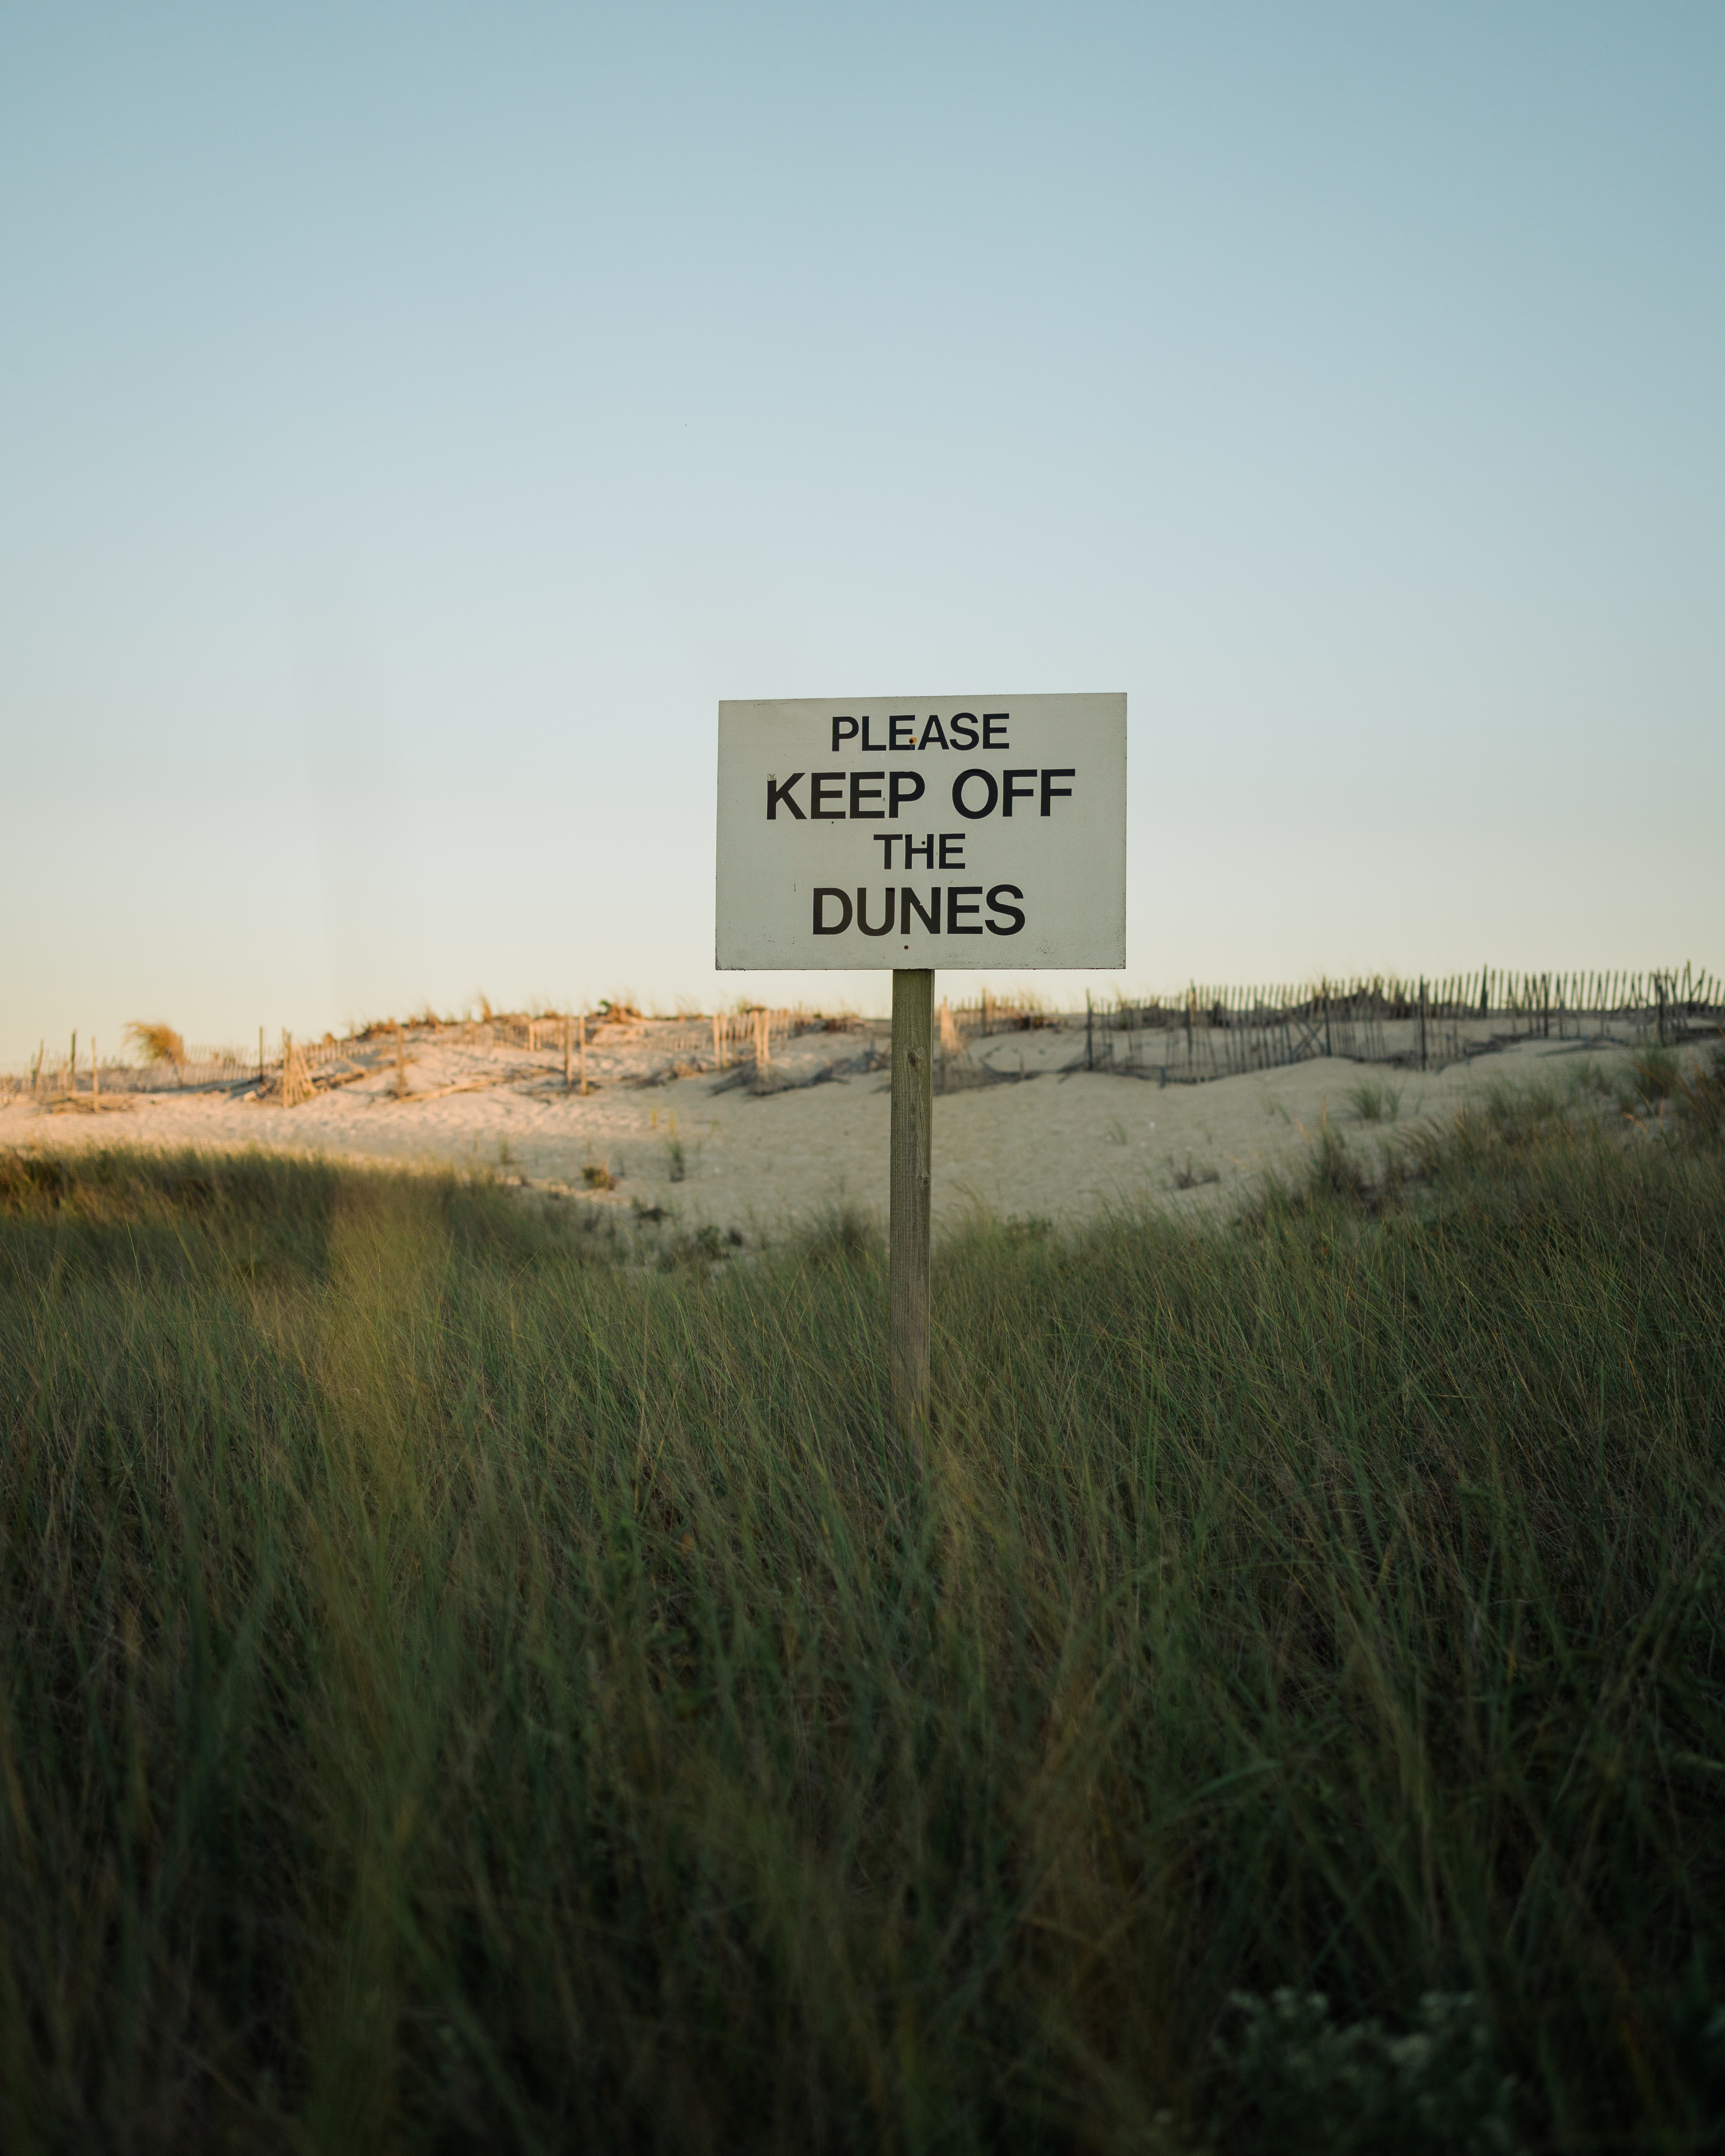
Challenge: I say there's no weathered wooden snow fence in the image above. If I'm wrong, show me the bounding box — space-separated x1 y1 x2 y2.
5 968 1718 1106
1050 966 1722 1084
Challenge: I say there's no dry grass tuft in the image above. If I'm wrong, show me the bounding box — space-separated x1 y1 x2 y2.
123 1021 186 1079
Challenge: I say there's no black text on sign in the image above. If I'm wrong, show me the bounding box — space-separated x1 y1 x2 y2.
715 695 1125 969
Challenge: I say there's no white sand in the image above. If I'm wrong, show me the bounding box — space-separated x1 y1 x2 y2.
1 1020 1659 1243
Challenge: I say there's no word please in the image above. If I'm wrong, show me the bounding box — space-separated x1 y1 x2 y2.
767 769 1075 821
813 885 1025 936
831 713 1007 752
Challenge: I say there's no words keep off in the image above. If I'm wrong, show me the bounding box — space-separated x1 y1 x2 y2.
769 719 1071 937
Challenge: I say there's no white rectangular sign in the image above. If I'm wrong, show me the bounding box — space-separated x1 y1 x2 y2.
716 693 1125 969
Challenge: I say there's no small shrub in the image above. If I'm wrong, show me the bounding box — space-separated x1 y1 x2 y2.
1311 1117 1369 1199
1477 1081 1564 1144
1214 1989 1521 2155
0 1153 70 1210
1567 1058 1618 1103
798 1204 881 1269
1674 1037 1725 1142
655 1222 734 1271
1346 1078 1401 1124
1631 1047 1680 1108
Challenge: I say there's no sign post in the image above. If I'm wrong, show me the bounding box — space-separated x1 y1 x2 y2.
717 693 1126 1446
888 965 934 1447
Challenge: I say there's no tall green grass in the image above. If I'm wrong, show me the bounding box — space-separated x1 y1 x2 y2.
2 1092 1723 2153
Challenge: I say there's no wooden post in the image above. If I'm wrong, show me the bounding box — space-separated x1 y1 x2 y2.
91 1037 99 1109
258 1026 265 1084
889 968 933 1454
395 1021 407 1100
578 1011 588 1095
1085 989 1094 1070
70 1032 77 1101
1419 978 1428 1072
563 1015 572 1091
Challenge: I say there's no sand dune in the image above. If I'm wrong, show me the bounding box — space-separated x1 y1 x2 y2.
1 1018 1658 1241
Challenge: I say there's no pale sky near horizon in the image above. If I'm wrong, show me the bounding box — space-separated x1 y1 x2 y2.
3 3 1721 1061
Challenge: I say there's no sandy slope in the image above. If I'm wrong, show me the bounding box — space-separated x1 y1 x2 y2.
0 1021 1656 1243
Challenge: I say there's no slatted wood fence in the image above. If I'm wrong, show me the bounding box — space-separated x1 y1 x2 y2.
1073 967 1722 1082
6 972 1718 1103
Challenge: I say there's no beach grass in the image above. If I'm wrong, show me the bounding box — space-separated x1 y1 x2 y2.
1343 1077 1402 1124
1 1088 1723 2152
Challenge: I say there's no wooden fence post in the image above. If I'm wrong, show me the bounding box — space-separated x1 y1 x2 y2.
889 968 934 1457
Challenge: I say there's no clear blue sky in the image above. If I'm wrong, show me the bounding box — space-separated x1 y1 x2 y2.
3 2 1720 1058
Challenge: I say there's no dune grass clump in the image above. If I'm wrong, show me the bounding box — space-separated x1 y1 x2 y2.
1344 1075 1401 1124
1674 1036 1725 1141
1 1101 1723 2151
122 1019 186 1083
1631 1045 1682 1109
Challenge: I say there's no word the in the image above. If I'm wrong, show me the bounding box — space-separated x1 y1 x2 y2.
872 833 967 869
